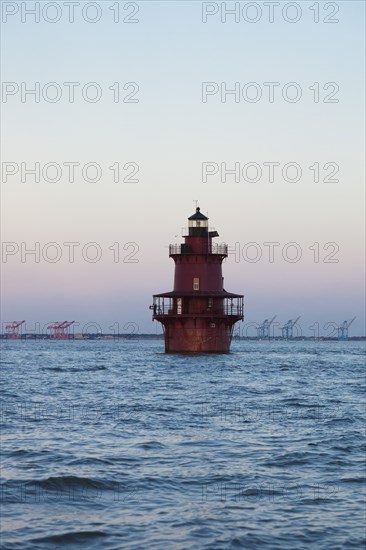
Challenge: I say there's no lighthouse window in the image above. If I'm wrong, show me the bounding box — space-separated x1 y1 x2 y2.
193 277 200 290
177 298 182 314
208 298 213 308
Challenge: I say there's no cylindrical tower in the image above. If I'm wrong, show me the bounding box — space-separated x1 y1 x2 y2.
151 207 244 353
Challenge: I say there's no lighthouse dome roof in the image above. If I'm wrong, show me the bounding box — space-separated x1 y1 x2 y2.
188 207 208 221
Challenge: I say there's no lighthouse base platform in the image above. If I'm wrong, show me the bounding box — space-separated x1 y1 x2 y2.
162 319 235 353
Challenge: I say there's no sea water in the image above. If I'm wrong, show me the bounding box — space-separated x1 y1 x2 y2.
1 340 365 549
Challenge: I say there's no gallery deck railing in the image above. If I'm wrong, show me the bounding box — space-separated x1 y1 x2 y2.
169 243 228 256
151 299 243 318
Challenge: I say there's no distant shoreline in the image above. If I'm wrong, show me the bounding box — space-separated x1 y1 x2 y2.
1 335 365 341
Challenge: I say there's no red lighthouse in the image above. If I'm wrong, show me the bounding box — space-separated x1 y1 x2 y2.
151 207 244 353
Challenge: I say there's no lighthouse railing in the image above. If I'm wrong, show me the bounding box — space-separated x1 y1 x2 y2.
182 227 216 237
169 243 228 256
152 296 243 317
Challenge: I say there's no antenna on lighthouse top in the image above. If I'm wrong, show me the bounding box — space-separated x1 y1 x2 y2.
193 200 199 209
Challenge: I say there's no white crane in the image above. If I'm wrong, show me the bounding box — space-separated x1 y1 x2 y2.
281 316 301 339
337 317 356 340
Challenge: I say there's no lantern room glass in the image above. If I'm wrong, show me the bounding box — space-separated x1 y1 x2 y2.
188 220 208 228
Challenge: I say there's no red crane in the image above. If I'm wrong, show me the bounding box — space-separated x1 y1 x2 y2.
48 321 75 339
57 321 75 339
5 320 25 339
48 322 60 339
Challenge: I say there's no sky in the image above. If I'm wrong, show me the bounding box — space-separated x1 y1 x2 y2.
1 0 365 335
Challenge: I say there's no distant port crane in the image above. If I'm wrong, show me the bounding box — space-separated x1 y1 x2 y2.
49 321 75 339
337 317 356 340
281 316 301 339
258 315 277 338
5 320 25 339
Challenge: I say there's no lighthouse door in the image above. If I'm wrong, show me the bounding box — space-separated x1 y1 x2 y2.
177 298 182 315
